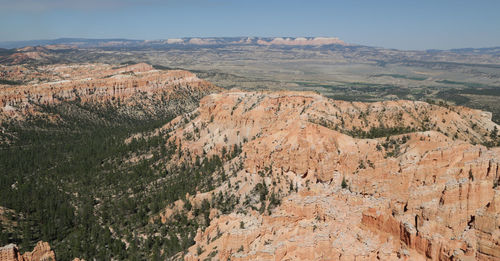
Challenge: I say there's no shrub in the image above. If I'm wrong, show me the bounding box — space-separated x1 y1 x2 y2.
341 177 348 189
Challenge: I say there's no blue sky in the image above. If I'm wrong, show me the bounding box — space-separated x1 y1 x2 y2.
1 0 499 50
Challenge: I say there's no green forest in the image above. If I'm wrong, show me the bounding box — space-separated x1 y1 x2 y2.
0 101 226 260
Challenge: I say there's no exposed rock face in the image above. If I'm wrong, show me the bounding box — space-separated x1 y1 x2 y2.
256 37 346 46
181 36 347 46
0 241 55 261
0 45 78 65
167 91 496 167
2 79 498 259
0 47 50 65
152 91 499 260
0 63 221 121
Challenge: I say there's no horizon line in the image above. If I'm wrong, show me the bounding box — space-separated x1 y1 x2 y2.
1 36 499 52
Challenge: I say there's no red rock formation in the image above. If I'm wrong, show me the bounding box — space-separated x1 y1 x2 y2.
0 241 55 261
0 63 221 121
2 80 497 259
151 91 499 260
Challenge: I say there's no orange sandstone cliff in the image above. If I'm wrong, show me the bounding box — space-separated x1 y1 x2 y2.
1 70 499 260
150 91 500 260
0 241 55 261
0 63 221 121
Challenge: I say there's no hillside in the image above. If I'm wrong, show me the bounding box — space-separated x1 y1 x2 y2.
146 91 499 260
0 63 221 260
0 62 220 144
0 71 499 259
1 39 499 125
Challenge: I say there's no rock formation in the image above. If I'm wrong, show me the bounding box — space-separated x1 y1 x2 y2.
0 63 221 121
150 90 499 260
0 241 55 261
1 67 498 259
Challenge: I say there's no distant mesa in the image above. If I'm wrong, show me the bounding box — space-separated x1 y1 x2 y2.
256 37 346 46
179 36 347 46
165 38 184 44
187 38 217 45
0 36 348 49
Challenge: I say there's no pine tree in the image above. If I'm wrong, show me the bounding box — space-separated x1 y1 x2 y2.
341 177 348 189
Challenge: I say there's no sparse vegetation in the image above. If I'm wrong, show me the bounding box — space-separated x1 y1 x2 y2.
346 126 421 139
0 78 22 85
341 177 348 189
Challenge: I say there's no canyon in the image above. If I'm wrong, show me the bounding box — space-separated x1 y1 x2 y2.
148 90 499 260
0 64 499 260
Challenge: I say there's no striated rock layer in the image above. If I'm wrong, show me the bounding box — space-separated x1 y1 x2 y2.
0 241 55 261
150 91 499 260
0 63 221 122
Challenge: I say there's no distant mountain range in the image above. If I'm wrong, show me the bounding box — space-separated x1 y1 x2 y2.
0 37 346 49
1 37 498 53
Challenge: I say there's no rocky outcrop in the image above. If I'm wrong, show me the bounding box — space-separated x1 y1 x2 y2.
3 82 497 260
0 241 55 261
165 91 497 170
0 63 221 121
150 91 499 260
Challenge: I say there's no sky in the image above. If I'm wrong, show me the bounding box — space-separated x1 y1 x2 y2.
1 0 499 50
